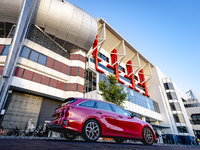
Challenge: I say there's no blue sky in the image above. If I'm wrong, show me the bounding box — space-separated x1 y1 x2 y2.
68 0 200 97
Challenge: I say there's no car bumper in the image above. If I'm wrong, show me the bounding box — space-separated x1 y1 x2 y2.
49 124 65 133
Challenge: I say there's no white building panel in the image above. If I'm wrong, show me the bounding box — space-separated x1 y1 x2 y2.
18 78 31 89
29 81 41 92
44 67 53 75
55 89 64 98
61 57 71 65
71 60 85 69
0 56 7 63
52 70 60 77
10 77 21 87
40 46 49 56
0 38 12 45
32 42 42 53
27 60 37 70
36 63 45 73
47 86 56 96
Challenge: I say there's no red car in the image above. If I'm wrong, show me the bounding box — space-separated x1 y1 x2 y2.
49 98 157 145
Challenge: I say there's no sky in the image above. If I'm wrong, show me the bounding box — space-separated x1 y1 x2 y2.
68 0 200 97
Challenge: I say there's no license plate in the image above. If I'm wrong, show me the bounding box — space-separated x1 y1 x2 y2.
53 114 59 120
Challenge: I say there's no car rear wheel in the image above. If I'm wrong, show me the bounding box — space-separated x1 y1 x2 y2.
82 119 100 142
64 132 76 141
142 127 154 145
114 138 124 143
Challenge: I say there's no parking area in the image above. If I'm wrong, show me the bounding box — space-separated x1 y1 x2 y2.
0 136 200 150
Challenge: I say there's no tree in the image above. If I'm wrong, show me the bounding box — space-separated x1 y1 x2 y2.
98 74 129 108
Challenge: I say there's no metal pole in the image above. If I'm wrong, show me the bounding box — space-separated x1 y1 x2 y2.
0 0 37 111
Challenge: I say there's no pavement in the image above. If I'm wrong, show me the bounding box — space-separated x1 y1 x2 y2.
0 135 200 150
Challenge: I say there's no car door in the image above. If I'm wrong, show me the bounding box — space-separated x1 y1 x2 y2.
95 102 120 135
111 104 142 138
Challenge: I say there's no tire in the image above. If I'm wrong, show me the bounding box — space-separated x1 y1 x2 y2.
114 138 124 144
64 132 76 141
142 127 154 145
82 119 100 142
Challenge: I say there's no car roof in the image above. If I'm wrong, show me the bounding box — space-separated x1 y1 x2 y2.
65 97 114 105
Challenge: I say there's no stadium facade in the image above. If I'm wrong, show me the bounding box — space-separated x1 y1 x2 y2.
0 0 199 145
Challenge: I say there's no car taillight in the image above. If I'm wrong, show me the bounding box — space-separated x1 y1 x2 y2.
67 105 74 110
61 111 65 117
65 105 74 117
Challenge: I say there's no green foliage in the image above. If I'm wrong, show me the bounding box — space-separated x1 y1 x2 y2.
98 74 129 108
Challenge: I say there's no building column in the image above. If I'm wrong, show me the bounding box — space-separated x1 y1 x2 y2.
142 116 146 122
0 0 37 111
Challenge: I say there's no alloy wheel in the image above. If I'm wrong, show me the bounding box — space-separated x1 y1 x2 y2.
142 127 154 145
83 120 100 142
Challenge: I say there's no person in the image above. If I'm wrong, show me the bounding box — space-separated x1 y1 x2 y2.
161 131 166 144
166 133 172 144
155 131 160 143
37 125 44 137
45 124 49 137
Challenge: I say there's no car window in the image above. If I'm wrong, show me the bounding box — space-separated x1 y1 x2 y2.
112 104 131 117
96 102 112 112
78 101 95 108
61 98 77 106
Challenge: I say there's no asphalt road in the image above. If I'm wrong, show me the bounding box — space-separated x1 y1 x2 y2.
0 137 200 150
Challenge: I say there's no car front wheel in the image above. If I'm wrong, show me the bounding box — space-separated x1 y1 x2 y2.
142 127 154 145
82 119 100 142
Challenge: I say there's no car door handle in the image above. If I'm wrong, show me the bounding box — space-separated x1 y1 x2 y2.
118 116 123 118
96 111 102 114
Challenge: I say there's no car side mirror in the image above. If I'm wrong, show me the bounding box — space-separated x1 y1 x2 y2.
131 113 135 118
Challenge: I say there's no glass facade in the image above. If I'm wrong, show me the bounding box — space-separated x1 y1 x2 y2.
164 82 174 90
20 46 47 66
1 45 10 55
173 114 185 123
166 92 178 100
97 52 109 63
0 22 15 38
99 74 160 113
162 80 189 135
191 114 200 125
177 126 188 133
170 102 181 111
84 70 96 93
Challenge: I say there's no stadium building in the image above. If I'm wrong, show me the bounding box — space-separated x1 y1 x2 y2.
0 0 199 145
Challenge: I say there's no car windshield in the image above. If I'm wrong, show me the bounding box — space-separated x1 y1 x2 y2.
112 104 131 117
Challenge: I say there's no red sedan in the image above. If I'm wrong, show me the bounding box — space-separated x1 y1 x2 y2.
49 98 157 145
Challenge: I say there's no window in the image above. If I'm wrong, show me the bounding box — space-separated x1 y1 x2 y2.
181 98 186 102
78 101 95 108
29 50 39 62
84 70 97 93
38 53 47 65
97 52 109 63
92 73 96 90
21 46 31 58
173 114 185 123
96 102 112 112
0 22 4 38
134 75 138 81
177 126 188 133
62 98 77 106
111 104 131 117
164 82 174 90
118 65 125 73
170 102 181 111
191 114 200 125
166 92 178 100
20 47 47 66
1 45 10 55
